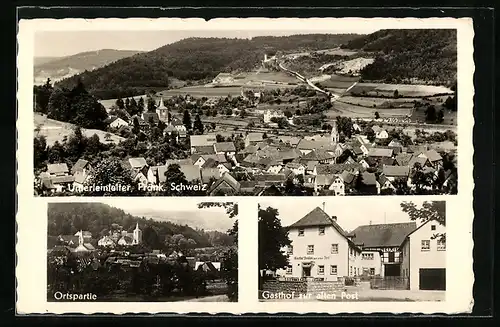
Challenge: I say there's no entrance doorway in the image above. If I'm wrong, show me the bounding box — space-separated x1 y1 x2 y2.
384 264 401 277
302 266 311 277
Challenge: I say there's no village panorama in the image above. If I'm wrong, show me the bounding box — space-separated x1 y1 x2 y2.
33 29 458 196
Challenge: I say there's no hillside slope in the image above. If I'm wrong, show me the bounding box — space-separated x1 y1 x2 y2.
341 29 457 85
55 34 359 99
34 49 143 84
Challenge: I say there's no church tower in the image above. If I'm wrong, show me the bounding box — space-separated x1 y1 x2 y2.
133 223 142 245
331 120 339 144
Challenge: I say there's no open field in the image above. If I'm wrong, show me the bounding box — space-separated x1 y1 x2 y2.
318 74 359 89
34 113 124 146
349 83 454 97
235 70 301 84
340 96 415 108
328 101 414 119
411 107 457 125
335 57 374 75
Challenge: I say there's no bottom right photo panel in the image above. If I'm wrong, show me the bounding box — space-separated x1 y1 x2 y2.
258 198 446 303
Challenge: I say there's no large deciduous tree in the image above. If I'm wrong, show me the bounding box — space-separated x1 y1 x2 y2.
400 201 446 241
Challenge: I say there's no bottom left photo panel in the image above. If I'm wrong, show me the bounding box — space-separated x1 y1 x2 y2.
46 199 239 303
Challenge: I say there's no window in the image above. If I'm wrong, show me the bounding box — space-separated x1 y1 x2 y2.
298 229 304 236
388 252 395 263
395 252 400 262
318 265 324 275
307 245 314 255
437 239 446 251
370 268 375 275
362 253 374 260
286 265 292 275
318 227 325 235
331 244 339 254
431 225 436 231
421 240 430 251
330 265 338 275
287 245 293 255
350 266 353 276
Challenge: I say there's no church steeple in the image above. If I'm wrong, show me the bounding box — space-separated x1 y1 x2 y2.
331 120 339 144
78 230 84 246
133 223 142 245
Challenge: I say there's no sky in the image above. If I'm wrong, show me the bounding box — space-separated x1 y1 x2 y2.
97 199 234 232
259 199 438 232
34 28 378 58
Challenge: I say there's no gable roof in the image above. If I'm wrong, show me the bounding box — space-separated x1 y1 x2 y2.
408 156 429 168
128 157 147 169
193 145 216 155
179 165 201 182
190 135 217 147
214 142 236 153
297 139 335 151
360 172 377 186
71 159 90 174
424 149 443 162
301 149 335 162
245 132 264 143
47 163 69 175
349 222 417 248
208 172 241 194
142 112 160 123
382 165 410 177
368 147 393 157
395 153 413 166
201 167 220 183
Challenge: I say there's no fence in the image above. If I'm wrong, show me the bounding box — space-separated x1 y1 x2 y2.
370 276 409 290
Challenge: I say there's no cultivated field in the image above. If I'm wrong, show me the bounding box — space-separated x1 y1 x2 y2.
34 113 124 146
318 74 359 89
328 101 413 119
335 57 374 75
99 94 145 112
349 83 454 97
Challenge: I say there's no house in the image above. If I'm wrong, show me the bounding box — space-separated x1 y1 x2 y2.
352 123 362 132
179 165 202 183
358 172 380 195
400 220 446 290
98 236 116 248
190 135 217 154
395 153 413 166
349 222 417 278
214 142 237 157
418 150 443 168
47 163 70 177
378 174 396 191
130 115 149 129
40 173 75 193
300 149 336 164
106 116 129 128
408 156 432 169
382 165 410 181
171 118 187 137
72 159 93 187
314 174 345 196
245 132 264 148
376 129 389 139
73 230 96 253
276 207 362 281
367 147 393 158
388 139 403 148
297 139 335 156
263 109 284 123
207 172 241 196
128 157 155 185
285 162 305 175
192 154 227 168
201 167 221 184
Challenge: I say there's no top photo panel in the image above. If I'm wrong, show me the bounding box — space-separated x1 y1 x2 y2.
29 18 468 197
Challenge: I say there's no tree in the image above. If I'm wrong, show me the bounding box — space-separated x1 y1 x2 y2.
258 205 291 285
182 110 192 131
33 78 54 114
400 201 446 241
425 105 437 123
34 136 48 170
393 89 399 99
82 158 139 196
138 97 145 112
366 128 376 143
147 97 156 112
116 98 125 109
193 114 204 135
163 164 189 195
374 111 380 119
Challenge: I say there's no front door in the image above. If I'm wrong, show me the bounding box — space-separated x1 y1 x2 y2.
302 266 311 277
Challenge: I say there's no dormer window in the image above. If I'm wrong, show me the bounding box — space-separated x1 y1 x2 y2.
298 229 304 236
318 226 325 235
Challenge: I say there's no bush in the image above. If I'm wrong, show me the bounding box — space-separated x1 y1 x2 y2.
344 277 355 286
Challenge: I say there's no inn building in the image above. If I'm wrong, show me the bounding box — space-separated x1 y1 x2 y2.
348 222 417 277
277 207 362 281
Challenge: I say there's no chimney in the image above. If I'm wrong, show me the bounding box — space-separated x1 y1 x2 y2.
322 202 326 212
331 216 337 222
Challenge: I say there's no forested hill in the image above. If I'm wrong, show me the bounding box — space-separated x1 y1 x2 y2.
47 202 233 249
55 34 359 99
341 29 457 85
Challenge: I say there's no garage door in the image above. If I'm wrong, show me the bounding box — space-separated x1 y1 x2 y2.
419 268 446 290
